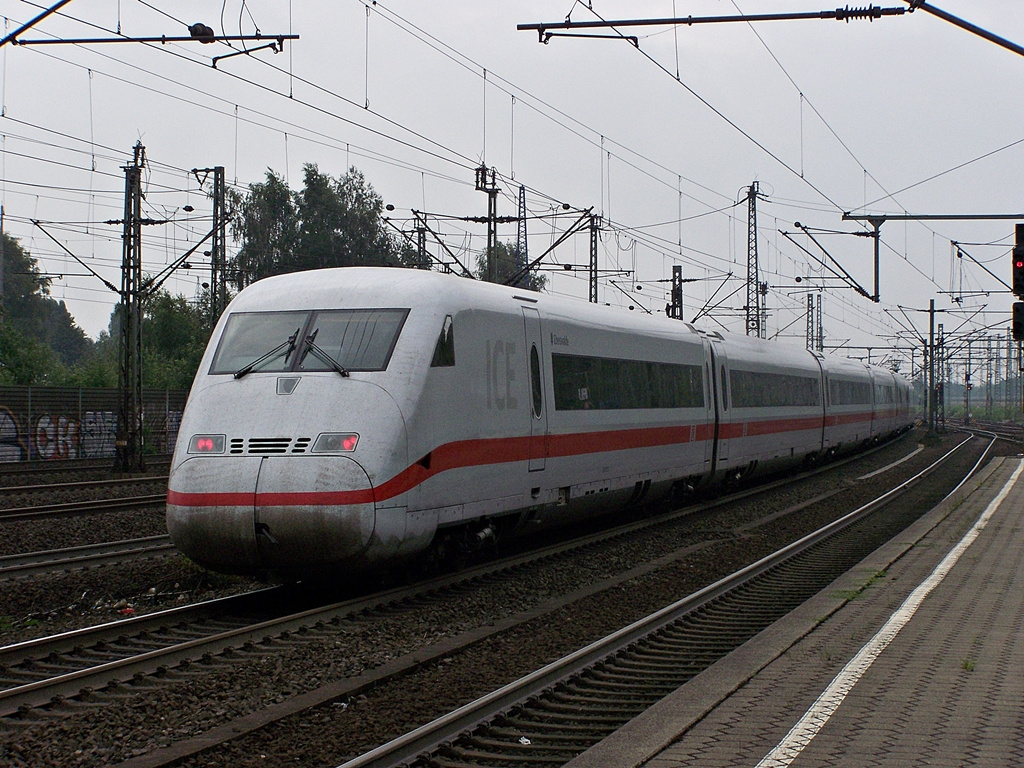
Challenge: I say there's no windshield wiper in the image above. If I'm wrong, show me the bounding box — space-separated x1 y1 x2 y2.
302 329 350 377
233 329 299 379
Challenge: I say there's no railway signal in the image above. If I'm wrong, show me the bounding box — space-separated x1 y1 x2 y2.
1014 224 1024 298
1013 302 1024 341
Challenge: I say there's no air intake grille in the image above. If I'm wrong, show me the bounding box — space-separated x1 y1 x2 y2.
229 437 313 455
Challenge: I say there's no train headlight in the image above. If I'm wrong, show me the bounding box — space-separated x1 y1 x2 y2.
188 434 226 454
312 433 359 453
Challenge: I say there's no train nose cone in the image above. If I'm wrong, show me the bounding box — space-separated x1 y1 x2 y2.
166 455 376 577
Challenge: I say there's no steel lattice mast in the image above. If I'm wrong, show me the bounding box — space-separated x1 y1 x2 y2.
115 142 145 472
516 184 528 287
745 181 764 338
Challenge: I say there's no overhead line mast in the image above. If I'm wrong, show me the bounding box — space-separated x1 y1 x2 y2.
115 143 146 473
746 182 766 339
516 185 529 289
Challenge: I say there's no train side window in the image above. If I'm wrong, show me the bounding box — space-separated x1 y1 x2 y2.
720 365 728 410
530 344 543 418
830 378 872 406
730 369 820 408
550 353 703 410
430 315 455 367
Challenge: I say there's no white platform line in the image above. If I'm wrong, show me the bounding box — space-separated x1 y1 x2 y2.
857 444 924 480
755 458 1024 768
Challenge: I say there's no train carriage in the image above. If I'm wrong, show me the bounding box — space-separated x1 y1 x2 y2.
868 366 905 440
821 355 876 456
534 299 715 511
706 332 826 478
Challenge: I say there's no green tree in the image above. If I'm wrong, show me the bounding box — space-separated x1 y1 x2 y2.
1 233 48 312
475 241 547 291
66 333 118 388
0 321 68 385
1 233 91 366
142 290 208 389
295 165 399 271
228 169 299 290
294 164 342 272
229 164 407 286
69 290 209 391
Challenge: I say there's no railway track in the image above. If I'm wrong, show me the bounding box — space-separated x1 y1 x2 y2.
0 475 169 497
0 430 990 768
0 456 171 485
0 535 176 581
957 419 1023 443
0 494 167 522
0 588 286 716
342 432 991 768
0 437 916 722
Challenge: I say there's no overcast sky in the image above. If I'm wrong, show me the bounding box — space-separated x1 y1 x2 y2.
1 1 1022 372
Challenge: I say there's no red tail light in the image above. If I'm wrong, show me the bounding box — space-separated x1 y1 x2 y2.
188 434 226 454
312 433 359 453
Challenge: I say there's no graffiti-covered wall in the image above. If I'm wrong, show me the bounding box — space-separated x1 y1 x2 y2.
0 387 188 462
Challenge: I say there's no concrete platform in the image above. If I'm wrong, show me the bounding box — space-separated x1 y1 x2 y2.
566 454 1024 768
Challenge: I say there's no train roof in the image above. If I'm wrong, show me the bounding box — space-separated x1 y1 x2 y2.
222 268 905 379
223 266 713 344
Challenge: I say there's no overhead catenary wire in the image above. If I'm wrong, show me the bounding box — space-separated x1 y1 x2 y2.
9 3 477 173
0 2 888 240
364 1 736 209
0 2 1006 354
0 0 888 243
518 2 989 314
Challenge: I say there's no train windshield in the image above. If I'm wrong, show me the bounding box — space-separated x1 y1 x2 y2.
209 311 306 375
209 308 410 375
298 309 409 372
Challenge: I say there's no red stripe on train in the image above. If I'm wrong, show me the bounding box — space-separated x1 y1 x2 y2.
167 422 713 508
167 413 893 509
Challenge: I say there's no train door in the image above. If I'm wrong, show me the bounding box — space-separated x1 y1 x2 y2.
810 352 827 454
699 337 716 471
522 307 548 472
707 339 730 471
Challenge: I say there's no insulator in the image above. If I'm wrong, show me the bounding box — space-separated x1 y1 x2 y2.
833 5 883 22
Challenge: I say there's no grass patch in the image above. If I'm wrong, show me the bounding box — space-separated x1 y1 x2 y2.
833 571 887 602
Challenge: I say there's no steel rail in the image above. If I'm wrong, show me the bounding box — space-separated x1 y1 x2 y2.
960 420 1023 444
0 494 166 521
0 588 278 661
0 475 168 495
0 535 176 580
0 588 281 714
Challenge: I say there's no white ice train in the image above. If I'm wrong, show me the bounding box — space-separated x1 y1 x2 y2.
166 267 914 580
